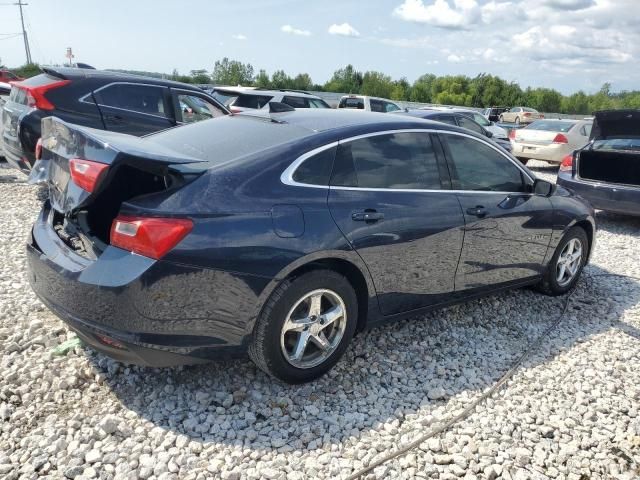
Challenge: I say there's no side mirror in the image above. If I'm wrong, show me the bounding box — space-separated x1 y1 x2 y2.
533 178 555 197
485 130 493 138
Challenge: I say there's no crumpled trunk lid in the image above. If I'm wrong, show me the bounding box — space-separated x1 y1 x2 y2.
29 116 205 214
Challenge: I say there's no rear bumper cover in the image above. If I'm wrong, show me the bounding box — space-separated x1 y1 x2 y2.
557 172 640 216
27 203 272 366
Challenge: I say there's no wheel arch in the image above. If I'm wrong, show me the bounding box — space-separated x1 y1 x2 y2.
248 253 378 337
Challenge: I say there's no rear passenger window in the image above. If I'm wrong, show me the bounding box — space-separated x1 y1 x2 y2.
331 133 442 190
233 94 273 109
444 134 526 192
282 96 308 108
95 84 168 117
339 97 364 109
292 148 335 185
370 99 385 113
456 116 484 134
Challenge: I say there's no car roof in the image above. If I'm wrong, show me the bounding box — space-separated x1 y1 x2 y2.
235 89 322 99
339 95 399 102
402 109 458 119
258 108 466 133
40 66 206 90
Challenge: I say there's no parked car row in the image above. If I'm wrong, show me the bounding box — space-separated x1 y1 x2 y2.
211 87 331 113
1 67 228 172
4 66 637 383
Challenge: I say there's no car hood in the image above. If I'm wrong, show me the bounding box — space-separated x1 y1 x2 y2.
591 109 640 140
486 123 508 139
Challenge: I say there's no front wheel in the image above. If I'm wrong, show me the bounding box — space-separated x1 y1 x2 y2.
249 270 358 383
515 117 521 125
537 226 588 295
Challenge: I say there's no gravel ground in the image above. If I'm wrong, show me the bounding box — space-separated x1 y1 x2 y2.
1 160 639 480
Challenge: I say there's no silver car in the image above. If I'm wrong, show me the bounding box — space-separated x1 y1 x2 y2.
221 89 331 113
338 95 402 113
511 119 593 165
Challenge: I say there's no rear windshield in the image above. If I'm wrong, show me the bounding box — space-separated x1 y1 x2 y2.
149 115 311 166
527 120 576 132
233 94 273 109
211 90 239 107
339 97 364 109
523 107 538 113
8 73 61 105
592 138 640 152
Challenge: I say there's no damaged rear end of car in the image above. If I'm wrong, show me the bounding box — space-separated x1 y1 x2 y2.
557 109 640 216
26 117 247 365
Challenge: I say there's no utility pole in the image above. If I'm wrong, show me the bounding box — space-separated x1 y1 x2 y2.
15 1 32 64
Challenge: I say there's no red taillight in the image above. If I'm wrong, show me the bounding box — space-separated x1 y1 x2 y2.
559 154 573 172
523 112 531 117
552 133 569 144
12 79 70 110
540 114 545 119
229 106 241 114
110 215 193 260
509 129 516 140
35 138 43 160
69 158 109 193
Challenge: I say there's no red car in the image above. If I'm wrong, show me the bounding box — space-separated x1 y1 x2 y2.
0 70 22 83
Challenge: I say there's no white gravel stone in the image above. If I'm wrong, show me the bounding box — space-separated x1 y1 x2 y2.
1 161 639 479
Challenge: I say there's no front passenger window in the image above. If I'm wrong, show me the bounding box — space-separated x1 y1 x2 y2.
444 134 527 192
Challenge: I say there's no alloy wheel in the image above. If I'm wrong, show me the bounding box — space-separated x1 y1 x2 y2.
280 289 347 369
556 238 583 287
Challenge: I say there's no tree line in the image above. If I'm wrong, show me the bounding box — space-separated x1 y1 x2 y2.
6 58 640 114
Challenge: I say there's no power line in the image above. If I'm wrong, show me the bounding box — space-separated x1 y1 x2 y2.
0 1 32 63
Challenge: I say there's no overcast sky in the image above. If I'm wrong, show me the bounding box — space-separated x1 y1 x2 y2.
0 0 637 94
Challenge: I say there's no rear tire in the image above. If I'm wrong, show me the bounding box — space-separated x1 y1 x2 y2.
249 270 358 384
515 117 521 125
537 226 588 296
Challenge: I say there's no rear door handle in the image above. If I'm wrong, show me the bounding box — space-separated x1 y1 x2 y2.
466 206 487 218
352 211 384 222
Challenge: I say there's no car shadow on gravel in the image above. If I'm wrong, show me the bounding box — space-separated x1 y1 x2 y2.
84 261 640 453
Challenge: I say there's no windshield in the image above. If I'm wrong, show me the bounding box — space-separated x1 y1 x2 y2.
470 112 490 126
523 107 538 113
527 120 576 132
592 138 640 152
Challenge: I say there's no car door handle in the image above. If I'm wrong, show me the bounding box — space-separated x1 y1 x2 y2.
352 211 384 222
466 206 487 218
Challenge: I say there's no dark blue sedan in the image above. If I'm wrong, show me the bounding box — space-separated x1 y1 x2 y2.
28 109 595 383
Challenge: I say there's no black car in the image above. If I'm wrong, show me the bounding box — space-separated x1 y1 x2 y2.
1 67 228 172
28 110 595 384
558 109 640 216
484 106 510 122
401 109 513 153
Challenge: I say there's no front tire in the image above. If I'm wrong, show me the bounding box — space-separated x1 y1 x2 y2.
537 226 588 296
249 270 358 383
515 117 521 125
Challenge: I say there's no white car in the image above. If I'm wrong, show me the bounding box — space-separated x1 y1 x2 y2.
510 118 593 165
338 95 402 113
215 88 331 113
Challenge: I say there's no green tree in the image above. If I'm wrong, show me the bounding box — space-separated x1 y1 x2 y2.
211 57 254 86
361 71 394 98
292 73 313 91
11 63 41 78
391 77 411 101
324 65 362 93
271 70 292 89
410 74 436 103
254 69 270 88
190 69 210 84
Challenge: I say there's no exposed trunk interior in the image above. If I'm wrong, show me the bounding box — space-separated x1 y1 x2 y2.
58 165 175 259
578 150 640 186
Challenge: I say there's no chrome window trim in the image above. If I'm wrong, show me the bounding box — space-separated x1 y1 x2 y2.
280 128 534 193
79 82 171 121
